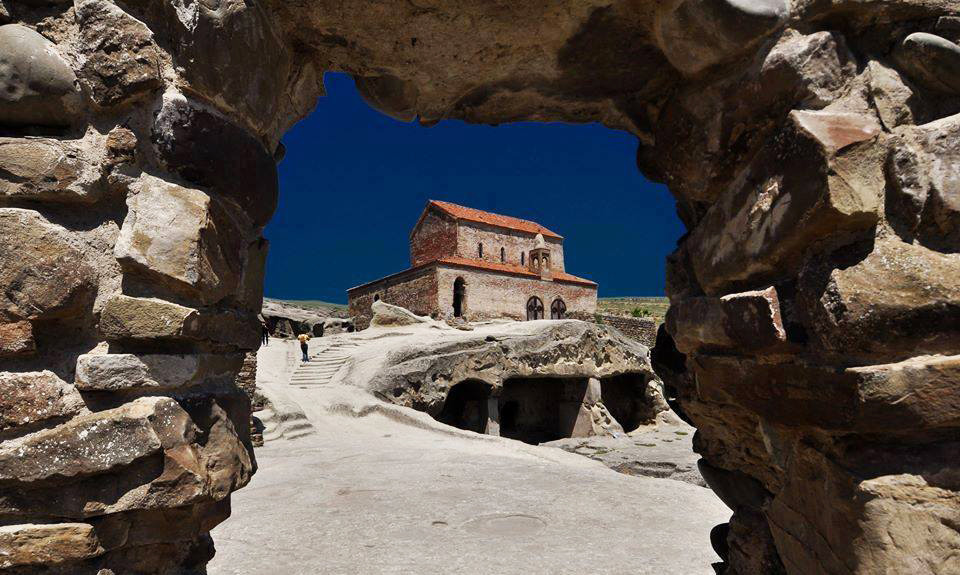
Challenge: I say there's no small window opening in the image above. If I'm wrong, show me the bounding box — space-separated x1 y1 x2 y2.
500 247 505 262
478 242 483 258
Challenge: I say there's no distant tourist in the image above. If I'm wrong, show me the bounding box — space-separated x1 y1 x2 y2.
261 323 270 346
298 332 311 362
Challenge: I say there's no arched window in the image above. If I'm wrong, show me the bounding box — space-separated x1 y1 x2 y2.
500 247 505 262
453 277 466 318
551 298 566 319
521 252 525 266
478 242 483 258
526 296 544 321
373 294 380 302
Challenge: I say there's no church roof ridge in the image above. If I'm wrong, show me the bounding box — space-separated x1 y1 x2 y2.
427 200 563 239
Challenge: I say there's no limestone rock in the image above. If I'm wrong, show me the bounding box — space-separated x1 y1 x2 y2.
868 61 917 130
894 32 960 94
0 136 105 203
799 238 960 362
75 0 163 106
0 208 94 321
0 523 103 568
693 353 960 432
0 396 193 484
687 109 882 294
75 353 244 392
0 371 82 434
363 317 662 437
886 113 960 251
666 287 786 353
655 0 788 76
768 442 960 574
114 175 243 305
99 295 261 349
153 93 278 227
759 30 857 108
370 300 432 327
0 24 83 127
0 320 35 357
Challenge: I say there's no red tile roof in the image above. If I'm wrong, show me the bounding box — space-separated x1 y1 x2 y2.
437 256 597 287
429 200 563 239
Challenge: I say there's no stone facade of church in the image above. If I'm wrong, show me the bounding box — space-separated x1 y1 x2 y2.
348 201 598 329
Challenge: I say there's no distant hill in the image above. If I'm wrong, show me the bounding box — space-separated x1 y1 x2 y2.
598 297 670 324
263 298 350 318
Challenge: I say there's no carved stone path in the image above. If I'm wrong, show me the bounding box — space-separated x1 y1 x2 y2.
209 338 729 575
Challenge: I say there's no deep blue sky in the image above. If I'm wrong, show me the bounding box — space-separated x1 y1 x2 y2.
264 73 684 303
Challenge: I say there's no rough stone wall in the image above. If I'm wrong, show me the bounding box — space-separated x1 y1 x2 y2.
0 2 281 571
456 221 566 271
436 266 597 322
409 208 458 266
4 0 960 573
348 267 439 330
568 312 659 347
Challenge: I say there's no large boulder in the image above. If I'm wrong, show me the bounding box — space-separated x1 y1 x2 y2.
0 371 83 434
75 353 244 392
886 112 960 251
370 300 432 327
0 24 83 127
655 0 789 76
152 94 278 227
0 209 94 322
686 109 882 294
114 175 244 305
0 523 103 569
74 0 163 106
798 238 960 363
99 295 261 350
0 136 106 203
894 32 960 94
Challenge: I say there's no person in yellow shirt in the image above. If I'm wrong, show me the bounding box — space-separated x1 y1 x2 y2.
297 332 311 362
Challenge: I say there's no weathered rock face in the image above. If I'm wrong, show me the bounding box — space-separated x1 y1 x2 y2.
354 313 665 442
2 0 959 572
260 298 352 337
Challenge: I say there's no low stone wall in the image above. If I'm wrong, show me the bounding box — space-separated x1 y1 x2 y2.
568 312 659 348
236 351 265 446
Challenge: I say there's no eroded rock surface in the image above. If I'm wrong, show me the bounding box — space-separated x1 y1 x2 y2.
1 0 958 572
348 310 666 444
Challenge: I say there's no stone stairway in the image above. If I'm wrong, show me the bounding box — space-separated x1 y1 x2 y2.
289 338 360 386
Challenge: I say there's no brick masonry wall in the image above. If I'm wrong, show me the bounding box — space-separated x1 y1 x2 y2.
455 221 566 271
410 209 458 266
567 312 659 348
436 265 596 321
348 266 439 329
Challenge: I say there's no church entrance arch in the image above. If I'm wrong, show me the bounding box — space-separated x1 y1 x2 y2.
453 277 467 317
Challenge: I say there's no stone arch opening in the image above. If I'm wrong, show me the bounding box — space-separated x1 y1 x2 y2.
550 298 566 319
4 2 957 573
526 296 544 320
453 276 466 317
435 379 491 433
